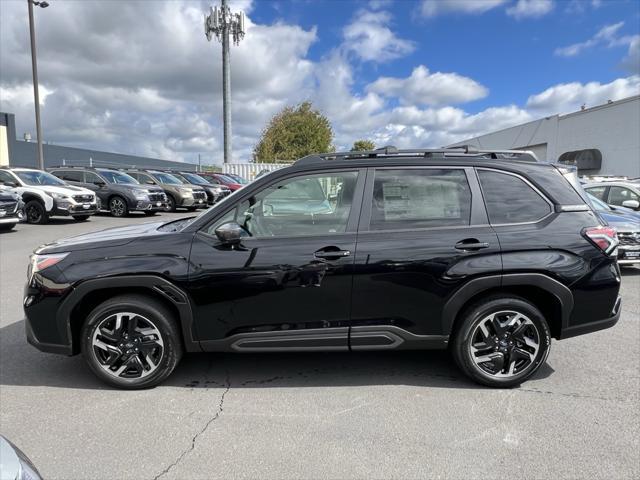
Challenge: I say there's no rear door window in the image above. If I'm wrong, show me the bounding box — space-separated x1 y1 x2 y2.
478 169 551 224
369 169 471 231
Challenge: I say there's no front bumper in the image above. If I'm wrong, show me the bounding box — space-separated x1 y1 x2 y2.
51 200 98 216
617 246 640 264
26 317 73 355
131 199 168 212
0 211 23 224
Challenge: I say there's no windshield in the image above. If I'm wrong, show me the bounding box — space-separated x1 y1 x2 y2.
15 170 66 186
227 174 248 184
151 172 183 185
587 193 612 211
182 173 208 185
98 170 139 184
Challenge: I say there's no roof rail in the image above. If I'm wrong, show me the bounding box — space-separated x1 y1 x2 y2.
296 145 539 165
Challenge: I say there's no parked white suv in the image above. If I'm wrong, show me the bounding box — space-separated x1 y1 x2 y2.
0 167 98 224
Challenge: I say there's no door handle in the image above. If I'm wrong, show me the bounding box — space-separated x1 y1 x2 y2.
314 249 351 259
455 239 489 251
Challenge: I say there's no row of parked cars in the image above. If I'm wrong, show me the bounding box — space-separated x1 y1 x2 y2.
582 177 640 266
0 165 248 230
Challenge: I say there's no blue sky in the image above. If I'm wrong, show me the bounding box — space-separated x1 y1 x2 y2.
0 0 639 163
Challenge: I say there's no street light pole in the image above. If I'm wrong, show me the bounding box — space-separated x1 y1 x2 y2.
27 0 48 170
204 0 245 164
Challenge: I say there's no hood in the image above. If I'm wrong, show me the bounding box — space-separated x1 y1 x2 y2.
116 183 164 193
36 221 168 254
28 184 94 195
599 211 640 232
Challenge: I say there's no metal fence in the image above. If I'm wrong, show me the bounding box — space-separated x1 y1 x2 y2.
223 163 290 181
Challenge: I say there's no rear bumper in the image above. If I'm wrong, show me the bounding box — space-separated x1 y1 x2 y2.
559 296 622 339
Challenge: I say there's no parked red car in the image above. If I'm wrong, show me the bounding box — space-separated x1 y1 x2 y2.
198 173 243 192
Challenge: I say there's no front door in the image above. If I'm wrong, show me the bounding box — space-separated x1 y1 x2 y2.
350 167 501 346
188 169 364 351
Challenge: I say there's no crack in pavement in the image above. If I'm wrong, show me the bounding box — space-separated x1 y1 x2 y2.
152 370 231 480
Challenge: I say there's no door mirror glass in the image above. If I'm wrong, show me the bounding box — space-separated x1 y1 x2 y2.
215 222 248 244
622 199 640 209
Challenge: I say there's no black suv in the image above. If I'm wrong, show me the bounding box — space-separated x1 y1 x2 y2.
49 167 167 217
26 147 622 389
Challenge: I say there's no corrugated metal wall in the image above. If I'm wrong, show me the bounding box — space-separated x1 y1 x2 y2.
223 163 289 181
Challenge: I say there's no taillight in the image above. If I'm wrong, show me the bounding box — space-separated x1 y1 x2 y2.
582 226 618 255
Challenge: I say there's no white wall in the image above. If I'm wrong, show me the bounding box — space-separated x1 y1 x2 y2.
448 95 640 177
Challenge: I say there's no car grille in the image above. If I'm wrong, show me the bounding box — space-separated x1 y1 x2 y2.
73 194 94 203
149 192 166 202
0 201 18 214
193 191 207 200
618 232 640 246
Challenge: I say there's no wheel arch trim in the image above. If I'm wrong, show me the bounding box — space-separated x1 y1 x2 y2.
442 273 573 336
57 275 200 354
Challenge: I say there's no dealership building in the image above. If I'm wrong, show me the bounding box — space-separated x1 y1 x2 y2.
0 111 198 171
449 95 640 177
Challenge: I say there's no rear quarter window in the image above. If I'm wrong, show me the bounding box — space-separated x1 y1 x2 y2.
478 169 551 225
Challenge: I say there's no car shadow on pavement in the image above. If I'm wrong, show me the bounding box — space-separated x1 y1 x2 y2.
0 319 554 391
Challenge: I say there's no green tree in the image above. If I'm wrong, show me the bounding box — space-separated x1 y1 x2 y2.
253 102 334 163
351 139 375 151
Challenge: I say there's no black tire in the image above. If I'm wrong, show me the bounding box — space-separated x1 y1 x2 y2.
452 295 551 388
80 295 183 389
165 195 176 212
72 215 90 222
24 200 49 225
109 196 128 217
0 223 16 232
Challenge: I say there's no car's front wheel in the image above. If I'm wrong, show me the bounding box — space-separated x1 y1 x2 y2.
81 295 183 389
24 200 48 224
452 295 551 388
108 196 128 217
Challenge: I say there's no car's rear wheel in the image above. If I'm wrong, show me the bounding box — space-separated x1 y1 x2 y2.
109 196 128 217
24 200 48 224
452 296 551 388
81 295 183 389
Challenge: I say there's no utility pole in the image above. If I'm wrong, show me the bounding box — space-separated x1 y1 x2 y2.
204 0 245 164
27 0 49 170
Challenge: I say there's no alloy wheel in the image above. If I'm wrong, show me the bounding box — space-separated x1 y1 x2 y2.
91 312 164 379
26 204 43 223
110 198 125 217
469 310 540 377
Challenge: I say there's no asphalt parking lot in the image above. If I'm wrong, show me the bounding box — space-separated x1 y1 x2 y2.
1 212 638 480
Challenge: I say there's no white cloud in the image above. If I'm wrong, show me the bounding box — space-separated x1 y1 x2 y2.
555 21 626 57
506 0 554 20
525 76 640 115
419 0 508 17
343 10 415 62
620 36 640 74
367 65 489 106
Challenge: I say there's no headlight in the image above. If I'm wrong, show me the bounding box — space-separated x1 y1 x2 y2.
29 252 69 276
45 191 68 200
132 189 149 200
180 188 193 196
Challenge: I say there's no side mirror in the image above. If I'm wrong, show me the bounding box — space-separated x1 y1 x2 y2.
215 222 248 245
621 200 640 210
1 181 18 188
94 181 105 187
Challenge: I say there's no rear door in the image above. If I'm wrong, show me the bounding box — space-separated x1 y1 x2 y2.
350 167 501 346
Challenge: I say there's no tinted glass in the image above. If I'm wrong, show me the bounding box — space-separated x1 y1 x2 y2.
85 171 103 184
207 171 358 237
53 170 82 182
98 170 139 184
182 173 208 185
585 185 607 200
15 170 65 186
478 170 551 224
587 193 612 211
609 186 639 205
370 169 471 230
151 172 182 185
0 171 17 185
